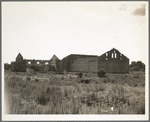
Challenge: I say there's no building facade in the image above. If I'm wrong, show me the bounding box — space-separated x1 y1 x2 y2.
11 48 129 73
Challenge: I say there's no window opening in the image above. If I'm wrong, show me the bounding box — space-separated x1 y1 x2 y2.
106 53 108 56
115 53 117 58
28 62 31 64
45 62 49 65
106 58 108 60
37 62 39 64
111 53 114 58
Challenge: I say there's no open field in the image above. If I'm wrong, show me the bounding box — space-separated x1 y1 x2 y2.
4 70 145 114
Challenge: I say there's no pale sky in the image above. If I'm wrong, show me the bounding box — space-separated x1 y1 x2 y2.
2 2 148 64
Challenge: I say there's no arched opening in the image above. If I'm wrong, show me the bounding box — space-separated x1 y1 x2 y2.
49 65 56 71
28 62 31 64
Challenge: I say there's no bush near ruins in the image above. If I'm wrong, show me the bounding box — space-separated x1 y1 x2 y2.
130 61 145 71
4 63 11 70
77 72 83 78
97 68 107 78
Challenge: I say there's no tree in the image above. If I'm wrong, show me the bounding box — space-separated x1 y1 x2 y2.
130 61 145 71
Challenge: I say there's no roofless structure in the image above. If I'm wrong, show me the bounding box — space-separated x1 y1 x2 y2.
11 48 129 73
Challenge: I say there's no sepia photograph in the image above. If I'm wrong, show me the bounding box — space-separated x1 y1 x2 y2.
2 1 149 121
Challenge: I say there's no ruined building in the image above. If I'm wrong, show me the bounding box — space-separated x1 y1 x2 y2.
11 48 129 73
11 54 59 72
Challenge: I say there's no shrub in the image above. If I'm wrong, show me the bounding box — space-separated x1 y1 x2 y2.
35 78 39 82
81 79 90 84
97 69 106 78
36 86 62 105
26 77 31 81
77 72 83 78
130 61 145 71
86 92 98 106
134 66 140 71
136 96 145 114
133 74 140 79
37 92 49 105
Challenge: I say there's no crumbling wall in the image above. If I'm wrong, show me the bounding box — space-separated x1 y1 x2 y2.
11 49 129 73
56 60 62 72
16 53 23 62
25 58 59 72
62 57 70 72
98 48 129 73
50 60 57 71
11 62 26 72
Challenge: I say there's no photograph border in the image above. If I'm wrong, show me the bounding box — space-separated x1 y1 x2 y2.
1 1 149 121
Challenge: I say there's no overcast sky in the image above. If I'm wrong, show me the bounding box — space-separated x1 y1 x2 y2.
2 2 148 64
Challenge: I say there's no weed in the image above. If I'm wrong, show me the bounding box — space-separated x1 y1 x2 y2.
77 72 83 78
26 77 31 81
86 92 98 106
35 78 39 82
97 69 106 78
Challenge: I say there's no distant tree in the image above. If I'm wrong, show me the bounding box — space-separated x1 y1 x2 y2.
130 61 136 68
4 63 11 70
130 61 145 71
137 61 145 69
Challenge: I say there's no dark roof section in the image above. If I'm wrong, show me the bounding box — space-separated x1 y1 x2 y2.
62 54 98 60
16 53 23 58
70 54 98 57
50 55 59 61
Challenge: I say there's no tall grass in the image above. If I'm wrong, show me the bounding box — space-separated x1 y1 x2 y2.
5 71 145 114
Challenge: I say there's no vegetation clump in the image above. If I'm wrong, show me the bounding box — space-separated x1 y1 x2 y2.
97 69 107 78
130 61 145 71
77 72 83 78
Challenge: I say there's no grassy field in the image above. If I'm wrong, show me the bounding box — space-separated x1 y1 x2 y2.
4 70 145 114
